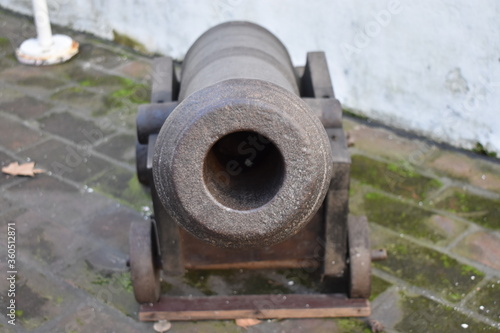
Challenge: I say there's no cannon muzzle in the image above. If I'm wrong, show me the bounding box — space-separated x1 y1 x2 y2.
152 22 333 248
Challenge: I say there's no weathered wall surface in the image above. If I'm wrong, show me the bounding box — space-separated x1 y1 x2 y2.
2 0 499 155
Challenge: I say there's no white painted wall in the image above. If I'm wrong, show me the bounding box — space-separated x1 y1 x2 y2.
3 0 500 155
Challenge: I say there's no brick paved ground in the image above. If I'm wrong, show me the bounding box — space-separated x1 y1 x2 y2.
1 9 499 333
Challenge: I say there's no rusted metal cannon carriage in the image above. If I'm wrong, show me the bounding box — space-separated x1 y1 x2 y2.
131 21 381 321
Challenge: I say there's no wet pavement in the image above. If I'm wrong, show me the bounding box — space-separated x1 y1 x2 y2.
1 8 500 333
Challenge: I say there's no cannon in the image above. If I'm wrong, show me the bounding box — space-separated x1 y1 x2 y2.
131 21 380 321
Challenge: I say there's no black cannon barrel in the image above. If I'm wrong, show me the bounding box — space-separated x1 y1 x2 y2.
153 22 333 248
179 21 299 100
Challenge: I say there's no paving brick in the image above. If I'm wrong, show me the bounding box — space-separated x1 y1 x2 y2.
52 300 152 333
20 139 112 183
62 64 132 88
76 204 143 252
102 81 150 109
350 154 442 201
0 266 82 331
370 275 392 302
172 320 246 333
466 278 500 322
15 212 99 271
0 242 9 294
346 119 439 164
427 151 500 193
432 187 500 230
0 115 44 151
0 193 16 212
93 106 138 131
38 112 113 143
75 43 131 69
84 244 129 275
115 59 152 79
370 287 403 330
95 133 136 164
6 174 112 227
394 293 498 332
0 318 17 332
59 257 139 318
174 319 347 333
361 192 467 245
52 63 140 99
0 96 53 119
1 65 67 89
88 166 151 211
370 224 484 303
94 81 150 125
50 86 104 112
452 231 500 270
0 204 28 226
0 11 35 46
16 76 68 90
0 86 25 104
0 52 17 72
7 172 75 192
0 35 14 55
1 65 48 83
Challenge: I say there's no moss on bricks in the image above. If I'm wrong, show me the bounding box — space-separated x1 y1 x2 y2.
51 86 97 102
365 192 433 238
5 282 49 329
72 263 136 315
79 75 132 88
160 281 173 294
0 36 10 47
342 107 370 121
374 236 483 302
369 275 392 301
335 318 372 333
101 80 150 114
0 36 13 59
396 293 498 332
351 155 442 200
183 270 216 296
16 283 48 319
239 273 292 295
92 272 133 293
364 192 465 244
88 168 151 212
466 279 500 322
183 269 293 296
112 30 147 53
124 174 151 207
433 188 500 230
472 142 497 158
17 76 67 89
0 55 16 71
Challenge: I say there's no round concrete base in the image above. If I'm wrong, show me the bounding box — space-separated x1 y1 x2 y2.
16 34 79 66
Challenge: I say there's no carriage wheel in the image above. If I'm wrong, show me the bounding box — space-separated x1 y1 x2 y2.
129 220 161 303
348 216 371 299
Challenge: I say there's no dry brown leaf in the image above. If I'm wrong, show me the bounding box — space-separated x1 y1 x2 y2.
1 162 45 177
235 318 262 329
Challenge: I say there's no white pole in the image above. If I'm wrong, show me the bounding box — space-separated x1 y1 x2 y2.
32 0 53 51
16 0 79 65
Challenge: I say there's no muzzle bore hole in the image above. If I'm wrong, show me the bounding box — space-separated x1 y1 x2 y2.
204 131 285 210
